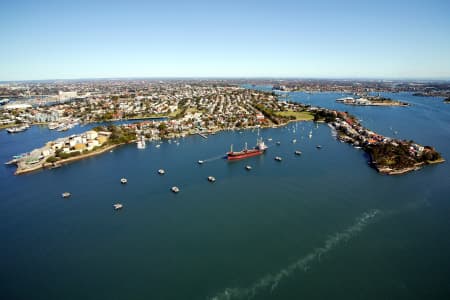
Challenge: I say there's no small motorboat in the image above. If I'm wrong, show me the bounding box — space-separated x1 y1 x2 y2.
120 178 128 184
61 192 71 198
245 165 252 171
275 156 282 161
294 150 302 155
158 169 165 175
171 186 180 193
207 176 216 182
198 160 204 165
113 203 123 210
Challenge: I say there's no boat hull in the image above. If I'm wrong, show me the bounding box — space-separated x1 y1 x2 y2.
227 150 264 160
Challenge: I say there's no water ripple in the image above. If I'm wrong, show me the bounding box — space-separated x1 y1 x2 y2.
210 209 382 300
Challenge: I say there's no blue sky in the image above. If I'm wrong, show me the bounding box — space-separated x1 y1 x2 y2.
1 0 449 80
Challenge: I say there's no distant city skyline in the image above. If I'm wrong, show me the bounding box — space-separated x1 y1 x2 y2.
1 0 450 81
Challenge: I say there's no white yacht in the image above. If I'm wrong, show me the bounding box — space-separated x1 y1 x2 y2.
137 136 146 149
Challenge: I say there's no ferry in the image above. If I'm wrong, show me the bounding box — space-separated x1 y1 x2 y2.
336 96 355 103
227 138 267 161
6 124 29 133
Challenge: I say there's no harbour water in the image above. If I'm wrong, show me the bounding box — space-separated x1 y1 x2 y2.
1 91 450 299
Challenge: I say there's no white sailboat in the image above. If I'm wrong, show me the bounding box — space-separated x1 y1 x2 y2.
137 135 146 149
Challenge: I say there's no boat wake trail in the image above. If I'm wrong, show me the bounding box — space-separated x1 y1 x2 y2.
202 154 227 163
210 209 382 300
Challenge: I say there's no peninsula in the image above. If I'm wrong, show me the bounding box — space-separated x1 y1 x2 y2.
336 96 409 106
2 80 444 176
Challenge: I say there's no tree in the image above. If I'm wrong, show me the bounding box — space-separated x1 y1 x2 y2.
46 156 58 163
158 123 167 132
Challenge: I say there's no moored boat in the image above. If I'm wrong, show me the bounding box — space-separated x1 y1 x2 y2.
137 135 146 149
6 124 29 133
113 203 123 210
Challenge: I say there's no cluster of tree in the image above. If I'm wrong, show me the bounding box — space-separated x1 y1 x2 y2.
54 150 82 160
254 104 287 125
422 146 442 161
313 109 337 122
367 142 441 169
92 125 135 144
99 112 114 121
107 126 135 144
174 107 187 119
46 156 58 163
367 143 416 168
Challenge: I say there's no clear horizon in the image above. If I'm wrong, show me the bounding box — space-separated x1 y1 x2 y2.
2 76 450 84
1 0 450 81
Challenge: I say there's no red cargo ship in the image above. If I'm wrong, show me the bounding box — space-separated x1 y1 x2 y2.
227 139 268 161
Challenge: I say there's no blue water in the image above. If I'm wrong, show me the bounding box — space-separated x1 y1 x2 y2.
1 91 450 299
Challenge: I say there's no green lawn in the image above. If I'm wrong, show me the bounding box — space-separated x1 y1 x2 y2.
275 110 314 121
